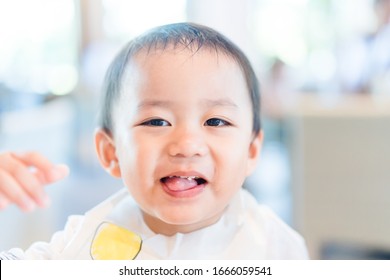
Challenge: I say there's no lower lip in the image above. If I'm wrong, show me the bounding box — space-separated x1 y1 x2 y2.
161 183 206 198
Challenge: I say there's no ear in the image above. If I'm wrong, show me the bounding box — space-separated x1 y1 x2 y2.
94 128 121 178
246 130 264 176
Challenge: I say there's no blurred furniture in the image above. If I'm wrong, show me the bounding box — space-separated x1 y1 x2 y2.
286 94 390 259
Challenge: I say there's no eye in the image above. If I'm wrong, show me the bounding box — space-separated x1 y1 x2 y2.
205 118 231 127
140 118 171 126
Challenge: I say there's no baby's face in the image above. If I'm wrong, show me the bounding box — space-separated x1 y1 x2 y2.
110 48 262 234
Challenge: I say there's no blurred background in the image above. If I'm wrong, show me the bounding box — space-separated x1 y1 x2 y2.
1 0 390 259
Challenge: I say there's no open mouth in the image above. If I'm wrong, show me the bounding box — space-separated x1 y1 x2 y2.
160 175 208 197
161 176 207 185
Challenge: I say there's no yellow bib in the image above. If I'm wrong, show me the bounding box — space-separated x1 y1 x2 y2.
90 222 142 260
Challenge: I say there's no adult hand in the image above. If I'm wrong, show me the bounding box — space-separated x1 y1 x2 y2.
0 152 69 212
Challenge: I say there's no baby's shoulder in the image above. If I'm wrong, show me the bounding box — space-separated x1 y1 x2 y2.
240 190 309 259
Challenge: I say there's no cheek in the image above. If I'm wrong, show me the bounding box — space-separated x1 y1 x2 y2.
217 133 251 160
116 134 157 186
213 136 251 183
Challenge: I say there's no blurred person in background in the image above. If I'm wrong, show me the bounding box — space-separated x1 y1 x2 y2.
338 0 390 94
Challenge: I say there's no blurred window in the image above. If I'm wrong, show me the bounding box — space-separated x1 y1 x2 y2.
254 0 375 67
252 0 376 91
102 0 187 42
0 0 78 106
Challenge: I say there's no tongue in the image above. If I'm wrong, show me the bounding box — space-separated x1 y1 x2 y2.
163 177 198 191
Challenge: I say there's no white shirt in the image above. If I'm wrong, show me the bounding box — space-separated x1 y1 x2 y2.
0 189 308 259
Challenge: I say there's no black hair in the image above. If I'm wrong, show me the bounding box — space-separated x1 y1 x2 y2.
100 22 261 136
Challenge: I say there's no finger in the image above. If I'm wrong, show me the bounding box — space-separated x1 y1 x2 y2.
0 195 9 210
11 165 51 208
0 169 36 212
12 152 69 184
1 154 49 207
47 164 70 182
12 151 53 182
0 152 18 169
28 164 70 186
13 151 52 168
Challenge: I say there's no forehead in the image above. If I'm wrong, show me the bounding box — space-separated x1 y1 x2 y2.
120 47 249 102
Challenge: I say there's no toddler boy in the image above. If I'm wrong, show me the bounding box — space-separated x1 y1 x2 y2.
0 23 308 259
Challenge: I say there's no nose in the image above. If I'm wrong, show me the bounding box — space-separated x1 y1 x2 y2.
168 127 208 158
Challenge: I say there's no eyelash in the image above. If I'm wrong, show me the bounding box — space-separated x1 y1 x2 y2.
204 118 231 127
139 118 231 127
140 119 171 126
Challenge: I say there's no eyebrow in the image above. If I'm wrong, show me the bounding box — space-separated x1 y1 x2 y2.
200 98 238 109
137 98 238 111
137 100 173 111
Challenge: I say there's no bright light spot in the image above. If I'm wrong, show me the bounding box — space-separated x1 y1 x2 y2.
47 65 78 95
102 0 186 39
254 2 308 66
0 0 76 95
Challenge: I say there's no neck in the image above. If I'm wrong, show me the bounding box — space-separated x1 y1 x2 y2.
141 209 225 236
